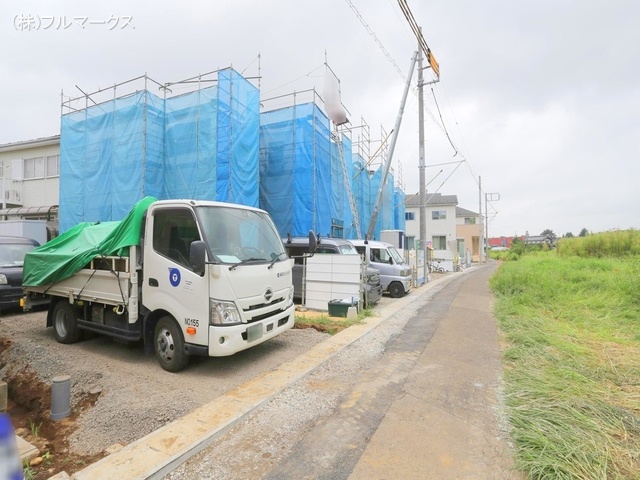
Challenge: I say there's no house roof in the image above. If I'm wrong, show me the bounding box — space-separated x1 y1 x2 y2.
455 206 479 217
0 134 60 152
405 192 458 207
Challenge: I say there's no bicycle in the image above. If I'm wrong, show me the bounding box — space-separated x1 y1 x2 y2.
429 261 445 273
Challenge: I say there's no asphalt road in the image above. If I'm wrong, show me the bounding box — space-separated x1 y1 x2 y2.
166 263 520 480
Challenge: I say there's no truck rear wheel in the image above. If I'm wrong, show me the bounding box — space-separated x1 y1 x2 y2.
52 301 82 344
388 281 405 298
154 316 189 372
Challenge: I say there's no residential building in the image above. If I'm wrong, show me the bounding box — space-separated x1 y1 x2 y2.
488 236 521 248
0 135 60 230
404 192 458 259
455 206 482 262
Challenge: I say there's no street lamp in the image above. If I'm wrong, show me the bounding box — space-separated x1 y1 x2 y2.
485 192 500 256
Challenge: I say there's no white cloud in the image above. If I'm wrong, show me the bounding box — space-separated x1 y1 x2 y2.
1 0 638 236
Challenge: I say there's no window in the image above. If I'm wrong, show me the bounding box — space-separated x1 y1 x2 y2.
405 212 415 221
464 217 476 224
22 155 59 179
23 157 45 179
432 236 447 250
285 246 308 265
316 246 338 254
153 209 200 268
406 236 415 249
432 210 446 220
371 248 392 264
47 155 59 177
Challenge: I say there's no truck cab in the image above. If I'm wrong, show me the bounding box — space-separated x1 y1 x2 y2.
141 200 296 370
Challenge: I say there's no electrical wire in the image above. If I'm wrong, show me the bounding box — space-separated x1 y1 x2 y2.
346 0 492 211
262 64 326 95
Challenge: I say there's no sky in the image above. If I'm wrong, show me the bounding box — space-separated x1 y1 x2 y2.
1 0 639 238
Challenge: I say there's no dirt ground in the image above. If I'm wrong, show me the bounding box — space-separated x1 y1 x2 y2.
0 311 350 479
0 337 105 479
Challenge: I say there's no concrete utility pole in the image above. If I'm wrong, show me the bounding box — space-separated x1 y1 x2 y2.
417 39 427 284
485 192 500 254
366 51 417 241
479 176 484 263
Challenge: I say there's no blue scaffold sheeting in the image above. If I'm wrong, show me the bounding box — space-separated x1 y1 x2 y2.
59 68 259 232
259 103 331 238
60 91 164 232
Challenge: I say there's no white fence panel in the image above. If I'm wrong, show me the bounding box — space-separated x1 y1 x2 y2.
304 254 361 311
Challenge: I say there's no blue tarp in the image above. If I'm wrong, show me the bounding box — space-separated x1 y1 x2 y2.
259 103 331 238
60 91 164 232
60 71 403 239
59 68 259 232
394 187 406 232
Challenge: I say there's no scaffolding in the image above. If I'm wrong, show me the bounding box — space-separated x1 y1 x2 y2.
59 68 260 232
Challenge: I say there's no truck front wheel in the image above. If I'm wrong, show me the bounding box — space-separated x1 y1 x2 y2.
52 301 81 344
154 316 189 372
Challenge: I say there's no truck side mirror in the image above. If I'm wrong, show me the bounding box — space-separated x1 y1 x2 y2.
190 240 207 275
308 230 317 254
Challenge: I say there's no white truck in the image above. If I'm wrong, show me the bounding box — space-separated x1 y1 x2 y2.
22 199 304 372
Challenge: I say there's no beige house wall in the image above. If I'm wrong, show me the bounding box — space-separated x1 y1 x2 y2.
456 223 481 263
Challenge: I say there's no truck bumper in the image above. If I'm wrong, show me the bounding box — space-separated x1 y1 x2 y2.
207 303 296 357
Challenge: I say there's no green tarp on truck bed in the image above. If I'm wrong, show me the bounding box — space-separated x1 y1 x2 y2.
23 197 157 287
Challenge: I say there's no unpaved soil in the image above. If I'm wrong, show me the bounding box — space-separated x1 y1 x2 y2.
0 303 352 479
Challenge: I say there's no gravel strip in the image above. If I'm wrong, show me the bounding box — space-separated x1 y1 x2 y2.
0 308 329 456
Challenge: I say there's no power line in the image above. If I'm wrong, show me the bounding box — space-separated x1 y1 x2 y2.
343 0 406 81
345 0 490 204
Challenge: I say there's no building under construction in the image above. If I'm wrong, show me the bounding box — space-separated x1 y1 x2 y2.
59 67 405 239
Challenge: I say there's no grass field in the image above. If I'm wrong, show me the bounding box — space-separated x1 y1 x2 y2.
490 233 640 479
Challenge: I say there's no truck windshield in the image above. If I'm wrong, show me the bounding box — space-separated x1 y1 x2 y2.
389 247 404 265
195 206 286 265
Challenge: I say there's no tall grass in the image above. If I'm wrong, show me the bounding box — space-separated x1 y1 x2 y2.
557 230 640 258
490 252 640 479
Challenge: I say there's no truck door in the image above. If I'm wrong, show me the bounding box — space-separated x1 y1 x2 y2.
142 207 209 347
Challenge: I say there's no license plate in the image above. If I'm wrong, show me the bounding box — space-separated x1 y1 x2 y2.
246 323 263 342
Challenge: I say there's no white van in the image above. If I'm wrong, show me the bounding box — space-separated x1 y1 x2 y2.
349 239 412 298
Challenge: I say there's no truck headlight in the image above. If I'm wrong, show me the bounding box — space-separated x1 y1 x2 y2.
0 274 7 285
210 299 242 325
288 285 294 304
401 269 411 277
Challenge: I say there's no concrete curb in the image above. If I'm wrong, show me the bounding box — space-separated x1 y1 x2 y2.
57 270 470 480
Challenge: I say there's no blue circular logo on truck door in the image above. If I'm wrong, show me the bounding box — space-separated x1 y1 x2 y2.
169 268 181 287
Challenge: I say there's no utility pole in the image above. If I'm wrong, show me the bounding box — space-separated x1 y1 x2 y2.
366 52 417 240
417 35 427 284
478 176 484 263
394 0 439 283
485 192 500 254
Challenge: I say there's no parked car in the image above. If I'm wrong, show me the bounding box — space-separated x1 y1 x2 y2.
349 239 412 298
283 236 383 307
0 236 40 311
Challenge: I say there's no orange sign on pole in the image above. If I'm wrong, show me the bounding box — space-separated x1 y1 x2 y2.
427 49 440 77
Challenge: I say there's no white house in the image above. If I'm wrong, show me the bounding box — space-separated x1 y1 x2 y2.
0 135 60 233
404 192 459 265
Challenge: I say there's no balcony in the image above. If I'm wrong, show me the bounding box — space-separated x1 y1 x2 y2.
1 177 23 208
